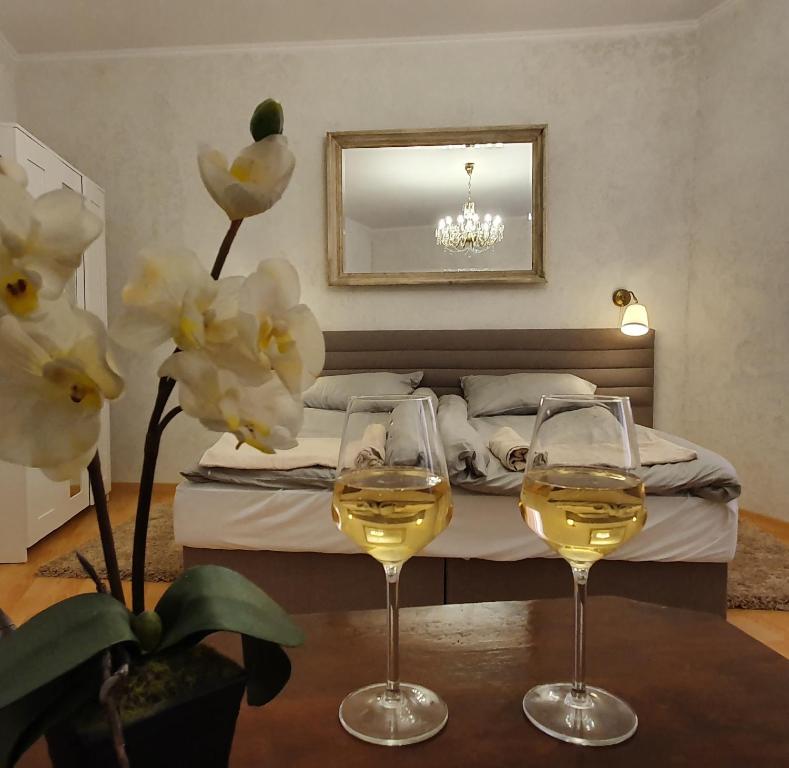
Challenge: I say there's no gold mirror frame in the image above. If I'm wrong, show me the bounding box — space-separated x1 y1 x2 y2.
326 125 546 286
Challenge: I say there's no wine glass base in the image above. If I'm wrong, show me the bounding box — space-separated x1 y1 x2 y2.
523 683 637 746
339 682 448 746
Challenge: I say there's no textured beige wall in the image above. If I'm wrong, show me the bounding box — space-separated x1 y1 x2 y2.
16 28 698 482
687 0 789 519
0 34 16 122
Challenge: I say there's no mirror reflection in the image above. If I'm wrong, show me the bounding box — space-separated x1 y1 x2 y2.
327 127 545 286
343 143 533 275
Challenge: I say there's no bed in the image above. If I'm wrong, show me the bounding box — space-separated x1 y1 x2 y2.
176 329 739 616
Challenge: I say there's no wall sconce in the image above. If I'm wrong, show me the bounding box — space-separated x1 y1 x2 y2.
612 288 649 336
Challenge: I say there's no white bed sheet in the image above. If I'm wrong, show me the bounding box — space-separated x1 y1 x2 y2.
174 482 738 564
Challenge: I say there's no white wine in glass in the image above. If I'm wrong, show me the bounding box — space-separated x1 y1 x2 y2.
519 395 646 746
520 466 646 568
333 395 453 746
333 467 452 564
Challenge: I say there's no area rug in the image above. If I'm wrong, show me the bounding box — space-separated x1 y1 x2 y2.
37 509 789 610
727 519 789 611
37 504 182 583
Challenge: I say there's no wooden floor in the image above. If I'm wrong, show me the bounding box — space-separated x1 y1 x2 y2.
1 485 787 658
0 483 174 625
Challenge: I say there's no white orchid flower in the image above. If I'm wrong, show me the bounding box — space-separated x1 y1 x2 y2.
0 157 29 187
112 249 324 395
160 350 303 453
0 299 124 479
0 177 38 315
0 169 102 318
197 135 295 221
236 259 324 395
111 246 231 352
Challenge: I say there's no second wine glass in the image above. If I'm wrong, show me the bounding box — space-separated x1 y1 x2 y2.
519 394 647 746
332 394 453 746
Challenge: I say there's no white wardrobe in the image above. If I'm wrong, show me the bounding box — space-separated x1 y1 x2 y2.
0 124 111 563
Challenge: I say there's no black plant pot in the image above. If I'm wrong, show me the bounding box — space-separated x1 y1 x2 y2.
46 658 247 768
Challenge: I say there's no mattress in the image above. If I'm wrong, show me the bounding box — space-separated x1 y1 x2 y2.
173 481 738 564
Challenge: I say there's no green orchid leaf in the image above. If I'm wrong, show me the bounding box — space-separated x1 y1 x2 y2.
0 594 135 768
241 635 292 707
155 565 304 650
0 659 101 768
155 566 304 706
0 593 136 709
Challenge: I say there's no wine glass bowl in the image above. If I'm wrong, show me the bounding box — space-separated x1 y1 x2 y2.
332 467 452 566
519 395 646 746
519 464 646 570
332 394 453 746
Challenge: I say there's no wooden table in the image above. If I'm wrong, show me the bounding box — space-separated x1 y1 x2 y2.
22 598 789 767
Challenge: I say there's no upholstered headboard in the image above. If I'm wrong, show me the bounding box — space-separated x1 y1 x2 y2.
322 329 655 427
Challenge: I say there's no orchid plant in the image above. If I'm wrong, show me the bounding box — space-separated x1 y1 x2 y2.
0 100 323 768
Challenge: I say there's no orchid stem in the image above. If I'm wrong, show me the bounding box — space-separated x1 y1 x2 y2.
87 453 125 606
131 218 243 615
76 551 129 768
210 219 243 279
130 376 175 614
76 551 106 594
159 406 182 431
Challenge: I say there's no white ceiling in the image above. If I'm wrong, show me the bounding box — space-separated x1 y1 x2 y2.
344 144 532 229
0 0 725 56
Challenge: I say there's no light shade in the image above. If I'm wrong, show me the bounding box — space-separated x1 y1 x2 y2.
620 302 650 336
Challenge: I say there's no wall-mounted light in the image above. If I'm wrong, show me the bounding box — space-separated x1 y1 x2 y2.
612 288 650 336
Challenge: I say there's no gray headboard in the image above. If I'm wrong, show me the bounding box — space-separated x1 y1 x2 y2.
322 329 655 427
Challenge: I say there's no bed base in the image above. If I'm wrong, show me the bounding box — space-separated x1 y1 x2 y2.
183 547 727 617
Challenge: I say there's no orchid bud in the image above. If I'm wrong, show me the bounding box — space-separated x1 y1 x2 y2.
250 99 284 142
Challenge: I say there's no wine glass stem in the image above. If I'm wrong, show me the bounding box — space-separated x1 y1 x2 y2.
571 566 590 700
384 563 402 702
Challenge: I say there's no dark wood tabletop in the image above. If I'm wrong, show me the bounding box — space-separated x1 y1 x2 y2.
21 597 789 767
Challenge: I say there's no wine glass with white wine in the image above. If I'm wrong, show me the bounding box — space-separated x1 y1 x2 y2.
519 394 646 746
332 394 453 746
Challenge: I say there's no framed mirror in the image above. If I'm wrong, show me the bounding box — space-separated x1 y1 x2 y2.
326 126 545 286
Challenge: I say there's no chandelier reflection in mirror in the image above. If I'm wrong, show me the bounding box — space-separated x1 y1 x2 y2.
435 162 504 254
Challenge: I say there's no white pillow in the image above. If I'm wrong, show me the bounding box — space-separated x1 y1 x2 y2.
461 372 597 417
303 371 424 410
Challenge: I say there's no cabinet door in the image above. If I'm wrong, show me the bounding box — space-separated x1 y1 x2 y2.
13 129 51 198
54 160 87 309
14 131 87 307
15 132 92 545
82 178 111 493
51 158 92 516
